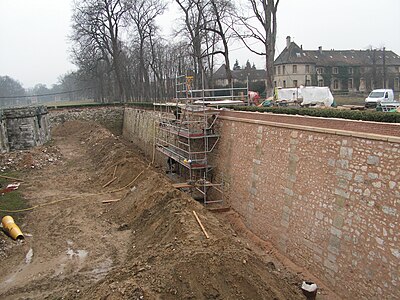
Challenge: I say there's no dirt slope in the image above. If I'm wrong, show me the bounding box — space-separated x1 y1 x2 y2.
0 120 306 299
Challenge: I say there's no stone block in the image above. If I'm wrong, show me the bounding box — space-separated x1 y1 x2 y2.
367 155 380 166
334 188 350 199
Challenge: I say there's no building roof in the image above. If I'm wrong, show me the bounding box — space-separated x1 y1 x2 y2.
275 42 400 67
214 64 265 81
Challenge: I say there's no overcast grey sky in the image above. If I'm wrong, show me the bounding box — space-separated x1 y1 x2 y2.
0 0 399 89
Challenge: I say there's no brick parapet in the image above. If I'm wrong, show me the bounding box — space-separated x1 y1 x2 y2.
220 110 400 138
213 111 399 299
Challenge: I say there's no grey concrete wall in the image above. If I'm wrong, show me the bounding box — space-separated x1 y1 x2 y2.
2 106 51 151
0 110 9 153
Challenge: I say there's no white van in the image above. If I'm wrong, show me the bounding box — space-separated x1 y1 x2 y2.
365 89 394 108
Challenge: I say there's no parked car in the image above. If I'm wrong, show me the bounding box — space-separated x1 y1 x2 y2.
365 89 394 108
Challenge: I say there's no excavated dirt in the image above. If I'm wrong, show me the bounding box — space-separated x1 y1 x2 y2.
0 120 328 299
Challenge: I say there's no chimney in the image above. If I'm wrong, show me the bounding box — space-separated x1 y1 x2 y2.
318 46 322 54
286 36 291 49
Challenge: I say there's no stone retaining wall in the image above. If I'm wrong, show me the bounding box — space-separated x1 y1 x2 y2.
49 106 124 136
122 107 400 299
213 111 399 300
0 110 9 153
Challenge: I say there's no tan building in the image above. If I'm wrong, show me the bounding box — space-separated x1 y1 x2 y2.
274 36 400 93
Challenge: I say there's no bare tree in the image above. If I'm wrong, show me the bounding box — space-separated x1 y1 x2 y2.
233 0 280 96
0 76 27 107
204 0 234 85
176 0 209 88
71 0 130 101
128 0 166 101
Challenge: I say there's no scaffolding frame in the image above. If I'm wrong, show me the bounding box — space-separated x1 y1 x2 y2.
155 73 248 204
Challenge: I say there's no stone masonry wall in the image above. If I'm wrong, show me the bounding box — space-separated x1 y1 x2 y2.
122 108 399 299
213 111 399 300
0 110 9 153
122 108 165 165
2 106 51 151
49 106 124 136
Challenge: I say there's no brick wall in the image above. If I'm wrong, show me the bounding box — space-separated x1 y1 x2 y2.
213 111 399 299
121 108 399 299
121 107 400 298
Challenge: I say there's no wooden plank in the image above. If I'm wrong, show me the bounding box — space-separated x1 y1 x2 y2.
0 175 24 182
207 206 231 213
102 177 117 188
102 199 120 204
112 165 118 178
193 210 209 239
172 182 193 189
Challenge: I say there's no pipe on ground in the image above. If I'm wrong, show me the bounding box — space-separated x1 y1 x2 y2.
2 216 24 240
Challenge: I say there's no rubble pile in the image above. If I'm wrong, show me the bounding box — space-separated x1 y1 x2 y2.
0 145 62 172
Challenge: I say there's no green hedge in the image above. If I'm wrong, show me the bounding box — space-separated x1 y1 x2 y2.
47 101 400 123
227 106 400 123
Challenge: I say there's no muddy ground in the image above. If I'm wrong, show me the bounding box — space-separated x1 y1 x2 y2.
0 121 336 299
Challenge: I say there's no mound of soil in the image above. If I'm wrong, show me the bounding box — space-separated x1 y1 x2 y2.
0 121 306 299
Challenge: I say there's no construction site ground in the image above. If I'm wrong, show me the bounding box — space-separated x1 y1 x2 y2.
0 120 337 299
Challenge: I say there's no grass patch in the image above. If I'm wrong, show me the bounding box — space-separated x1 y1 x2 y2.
0 173 28 221
334 95 366 106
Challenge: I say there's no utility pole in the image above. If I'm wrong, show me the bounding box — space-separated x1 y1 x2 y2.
383 47 387 88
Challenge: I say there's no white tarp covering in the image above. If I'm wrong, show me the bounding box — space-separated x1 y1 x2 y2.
277 86 334 107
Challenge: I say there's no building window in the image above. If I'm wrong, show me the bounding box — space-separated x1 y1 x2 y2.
360 67 365 74
348 78 353 89
274 67 277 75
305 65 310 73
333 67 338 74
283 80 286 88
283 65 286 74
395 77 399 89
333 79 339 90
317 67 324 74
348 67 353 74
293 65 297 74
278 66 281 75
306 79 311 86
318 79 324 87
396 66 400 73
293 80 298 87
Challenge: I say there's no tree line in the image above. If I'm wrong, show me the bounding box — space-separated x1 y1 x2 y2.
69 0 280 102
0 0 280 106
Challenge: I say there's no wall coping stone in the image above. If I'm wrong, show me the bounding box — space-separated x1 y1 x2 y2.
3 106 48 119
219 114 400 144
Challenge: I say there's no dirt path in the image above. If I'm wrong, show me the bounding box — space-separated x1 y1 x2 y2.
0 121 329 299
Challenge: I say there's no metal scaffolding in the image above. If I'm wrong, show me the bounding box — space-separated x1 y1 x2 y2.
155 73 248 204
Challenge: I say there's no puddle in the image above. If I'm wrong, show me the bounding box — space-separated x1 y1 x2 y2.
25 248 33 264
